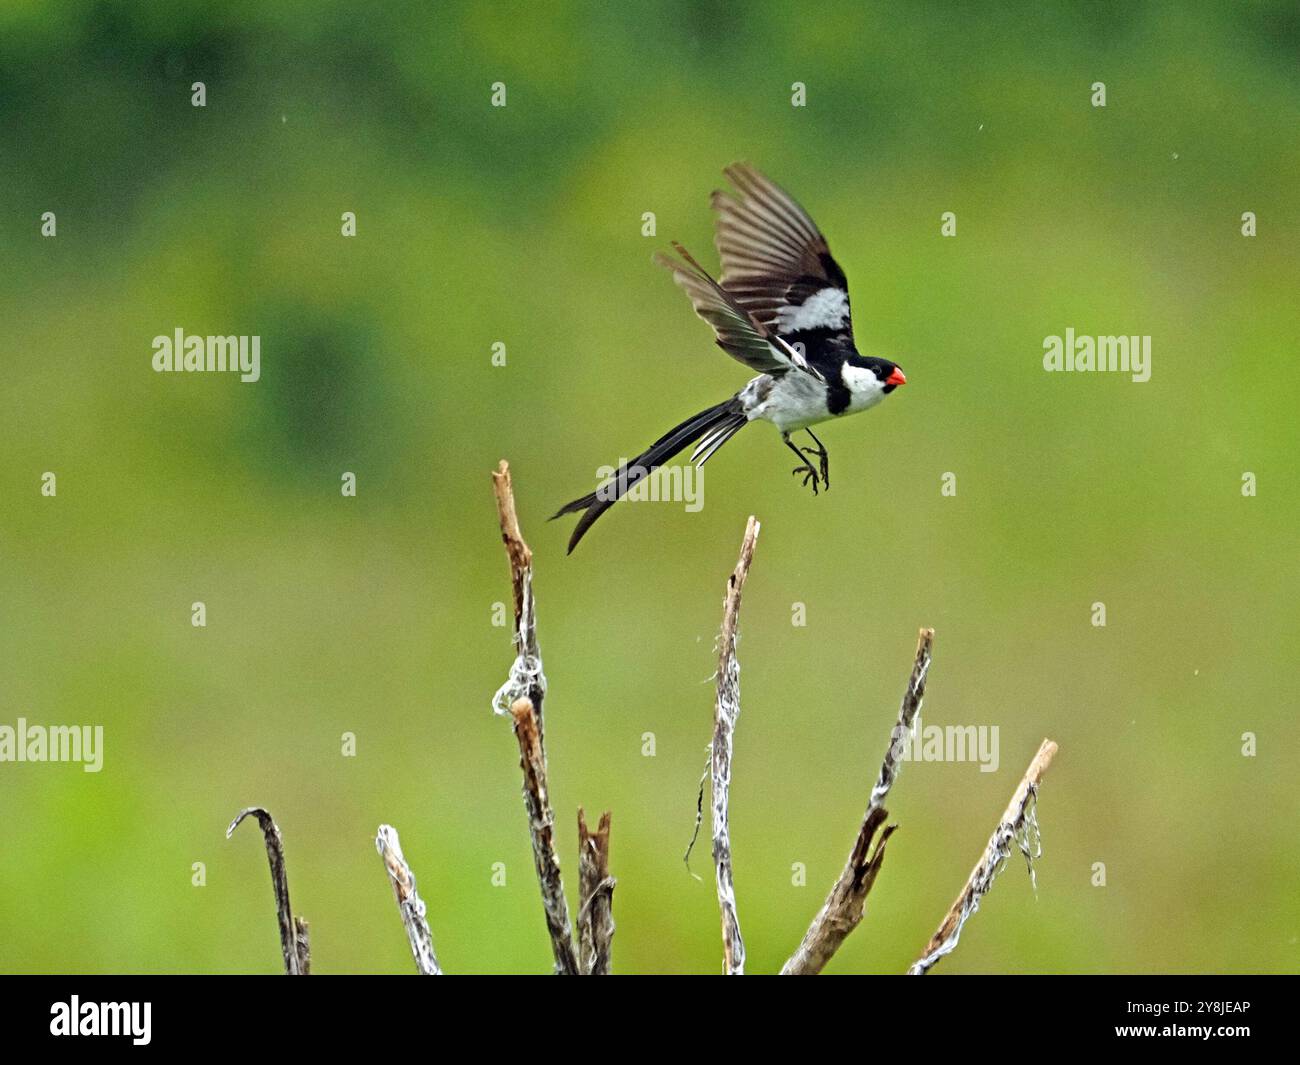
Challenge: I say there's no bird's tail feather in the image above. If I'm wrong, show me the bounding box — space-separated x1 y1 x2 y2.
690 410 748 466
552 396 747 553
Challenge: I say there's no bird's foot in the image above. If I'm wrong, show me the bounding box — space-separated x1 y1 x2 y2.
791 460 821 495
797 447 830 491
800 446 830 491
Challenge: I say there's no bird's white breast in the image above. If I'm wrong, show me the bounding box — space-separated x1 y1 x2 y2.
744 372 831 432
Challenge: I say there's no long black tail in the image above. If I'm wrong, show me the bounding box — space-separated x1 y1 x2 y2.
552 396 747 553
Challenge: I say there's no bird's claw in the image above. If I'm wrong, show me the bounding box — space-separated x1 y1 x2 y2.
800 444 832 491
791 462 820 495
799 447 830 491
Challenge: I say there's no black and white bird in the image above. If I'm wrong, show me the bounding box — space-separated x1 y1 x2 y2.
554 163 907 553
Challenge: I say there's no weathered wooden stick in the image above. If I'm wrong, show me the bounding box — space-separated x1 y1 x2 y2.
375 824 441 975
227 806 310 975
576 808 615 975
780 628 932 974
491 461 548 732
780 808 896 975
908 737 1059 975
491 461 581 974
869 628 935 812
511 696 580 975
712 515 759 975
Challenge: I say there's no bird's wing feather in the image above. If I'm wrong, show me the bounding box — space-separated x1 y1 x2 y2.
712 163 853 341
656 242 823 380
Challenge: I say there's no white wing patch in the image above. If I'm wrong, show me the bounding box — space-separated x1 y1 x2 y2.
776 287 849 333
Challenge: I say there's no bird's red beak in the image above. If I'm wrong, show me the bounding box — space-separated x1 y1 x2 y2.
886 368 907 386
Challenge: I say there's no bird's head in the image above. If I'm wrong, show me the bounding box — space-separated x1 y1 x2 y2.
844 354 907 395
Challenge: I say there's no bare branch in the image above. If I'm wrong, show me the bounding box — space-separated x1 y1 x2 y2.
780 808 896 975
491 460 547 734
293 917 310 975
712 515 759 975
375 824 441 975
577 808 615 975
869 627 935 812
908 737 1059 975
779 628 932 974
491 459 532 624
510 696 579 975
227 806 310 975
491 462 579 974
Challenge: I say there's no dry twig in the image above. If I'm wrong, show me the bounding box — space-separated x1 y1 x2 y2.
491 460 547 735
781 809 895 975
491 461 581 974
576 808 615 975
227 806 310 975
375 824 441 975
869 627 935 812
908 737 1059 975
511 696 580 975
780 628 932 974
712 515 759 975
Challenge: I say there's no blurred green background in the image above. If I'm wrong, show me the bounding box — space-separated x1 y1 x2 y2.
1 0 1297 975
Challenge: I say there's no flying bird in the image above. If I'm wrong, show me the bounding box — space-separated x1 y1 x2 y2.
554 163 907 553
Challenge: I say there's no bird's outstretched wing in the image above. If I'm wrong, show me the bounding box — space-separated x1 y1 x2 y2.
655 241 822 379
712 163 853 343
